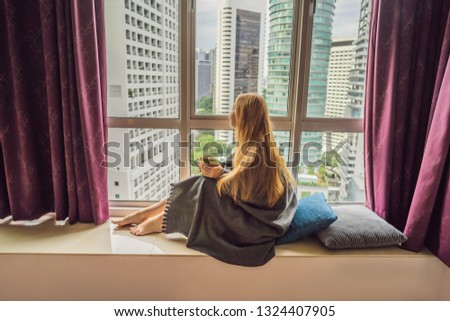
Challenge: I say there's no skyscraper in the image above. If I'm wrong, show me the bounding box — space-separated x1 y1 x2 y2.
307 0 336 118
214 0 266 116
195 49 212 102
302 0 336 164
105 0 179 201
266 0 336 165
346 0 370 119
324 38 355 150
325 38 355 120
209 48 217 110
338 0 371 201
264 0 338 201
265 0 294 117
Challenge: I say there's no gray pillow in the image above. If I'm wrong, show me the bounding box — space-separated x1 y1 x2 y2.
316 205 407 249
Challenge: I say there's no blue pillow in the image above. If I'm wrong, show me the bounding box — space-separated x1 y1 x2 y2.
276 193 337 245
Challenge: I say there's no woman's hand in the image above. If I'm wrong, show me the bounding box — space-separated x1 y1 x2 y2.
197 161 224 179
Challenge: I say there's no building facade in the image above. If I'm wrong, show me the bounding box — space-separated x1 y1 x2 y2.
266 0 336 162
324 38 355 120
265 0 294 117
323 38 355 150
195 49 212 102
338 0 371 201
105 0 179 201
302 0 336 164
214 0 266 116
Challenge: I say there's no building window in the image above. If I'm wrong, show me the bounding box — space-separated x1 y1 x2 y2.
106 0 367 203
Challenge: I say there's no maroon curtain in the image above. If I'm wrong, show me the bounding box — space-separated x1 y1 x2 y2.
365 0 450 266
0 0 109 224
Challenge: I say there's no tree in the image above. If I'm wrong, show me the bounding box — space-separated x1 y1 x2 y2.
322 150 341 168
318 165 326 176
197 96 213 115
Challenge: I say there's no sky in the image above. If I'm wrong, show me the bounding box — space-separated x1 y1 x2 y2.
195 0 362 50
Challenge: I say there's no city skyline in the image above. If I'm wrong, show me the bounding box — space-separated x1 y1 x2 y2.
195 0 368 202
196 0 361 50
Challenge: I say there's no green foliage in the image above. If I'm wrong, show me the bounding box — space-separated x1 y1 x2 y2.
299 181 317 186
322 150 341 168
197 96 213 115
198 134 215 146
318 165 326 176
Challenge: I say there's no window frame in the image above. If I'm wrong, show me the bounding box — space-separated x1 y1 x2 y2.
108 0 364 207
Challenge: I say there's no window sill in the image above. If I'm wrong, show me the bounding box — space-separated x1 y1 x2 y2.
0 215 413 257
1 216 449 300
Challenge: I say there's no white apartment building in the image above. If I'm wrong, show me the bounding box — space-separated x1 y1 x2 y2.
325 38 355 119
105 0 179 201
323 38 355 151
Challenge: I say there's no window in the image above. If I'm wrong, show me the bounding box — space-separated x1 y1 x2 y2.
297 0 368 202
105 0 368 203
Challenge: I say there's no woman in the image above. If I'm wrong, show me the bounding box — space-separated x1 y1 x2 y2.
113 93 297 266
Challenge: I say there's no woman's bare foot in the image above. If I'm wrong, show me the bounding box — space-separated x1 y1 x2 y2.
111 210 149 228
130 213 164 236
112 198 167 228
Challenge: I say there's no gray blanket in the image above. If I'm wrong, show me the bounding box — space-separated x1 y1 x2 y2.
163 175 297 266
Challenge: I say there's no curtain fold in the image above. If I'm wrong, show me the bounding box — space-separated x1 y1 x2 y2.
365 0 450 266
0 0 108 224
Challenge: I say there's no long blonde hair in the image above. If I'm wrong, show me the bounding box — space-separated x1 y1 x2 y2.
216 93 296 207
